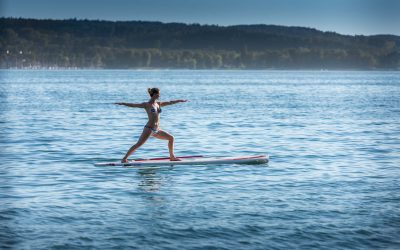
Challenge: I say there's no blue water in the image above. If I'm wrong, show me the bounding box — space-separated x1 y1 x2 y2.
1 70 400 249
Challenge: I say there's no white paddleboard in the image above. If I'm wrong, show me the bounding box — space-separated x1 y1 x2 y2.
95 155 268 167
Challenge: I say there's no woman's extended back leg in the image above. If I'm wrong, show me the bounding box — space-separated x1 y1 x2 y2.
122 127 152 162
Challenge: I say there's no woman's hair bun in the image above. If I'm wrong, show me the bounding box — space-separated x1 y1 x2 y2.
148 87 160 97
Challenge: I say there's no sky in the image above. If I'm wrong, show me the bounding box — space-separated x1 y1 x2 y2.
1 0 399 36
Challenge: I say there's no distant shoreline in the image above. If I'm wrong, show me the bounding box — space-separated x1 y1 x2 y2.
1 67 399 71
2 18 399 70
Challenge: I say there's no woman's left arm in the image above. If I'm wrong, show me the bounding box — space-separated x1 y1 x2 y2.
159 100 187 107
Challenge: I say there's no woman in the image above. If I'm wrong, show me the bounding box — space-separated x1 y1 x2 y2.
115 88 187 163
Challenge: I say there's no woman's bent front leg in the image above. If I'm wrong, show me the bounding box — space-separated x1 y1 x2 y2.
153 130 180 161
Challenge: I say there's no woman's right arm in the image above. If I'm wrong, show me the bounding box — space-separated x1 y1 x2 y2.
114 102 146 108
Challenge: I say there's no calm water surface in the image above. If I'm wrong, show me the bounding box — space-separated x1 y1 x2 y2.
1 70 400 249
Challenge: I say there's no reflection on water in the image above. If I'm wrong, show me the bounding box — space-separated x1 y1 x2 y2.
137 167 168 192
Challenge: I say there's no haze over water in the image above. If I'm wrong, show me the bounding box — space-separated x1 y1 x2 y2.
1 70 400 249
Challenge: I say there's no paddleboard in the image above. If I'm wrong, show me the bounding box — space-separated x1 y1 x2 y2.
94 154 268 167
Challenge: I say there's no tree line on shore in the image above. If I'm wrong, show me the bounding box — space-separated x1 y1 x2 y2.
1 18 399 69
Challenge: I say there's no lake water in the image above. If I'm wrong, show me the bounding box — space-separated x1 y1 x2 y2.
1 70 400 249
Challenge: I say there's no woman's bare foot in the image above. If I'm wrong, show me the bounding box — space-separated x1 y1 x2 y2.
170 156 181 161
121 158 129 163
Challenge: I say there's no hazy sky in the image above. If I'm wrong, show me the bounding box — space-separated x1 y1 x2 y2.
1 0 399 36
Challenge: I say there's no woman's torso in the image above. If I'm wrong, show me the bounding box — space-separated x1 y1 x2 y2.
144 102 161 128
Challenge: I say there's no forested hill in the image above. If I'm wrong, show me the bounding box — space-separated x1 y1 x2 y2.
1 17 399 69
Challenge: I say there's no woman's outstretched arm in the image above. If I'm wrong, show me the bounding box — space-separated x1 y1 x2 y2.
114 102 146 108
159 100 187 107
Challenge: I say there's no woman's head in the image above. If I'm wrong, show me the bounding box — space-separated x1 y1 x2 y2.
148 88 160 98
